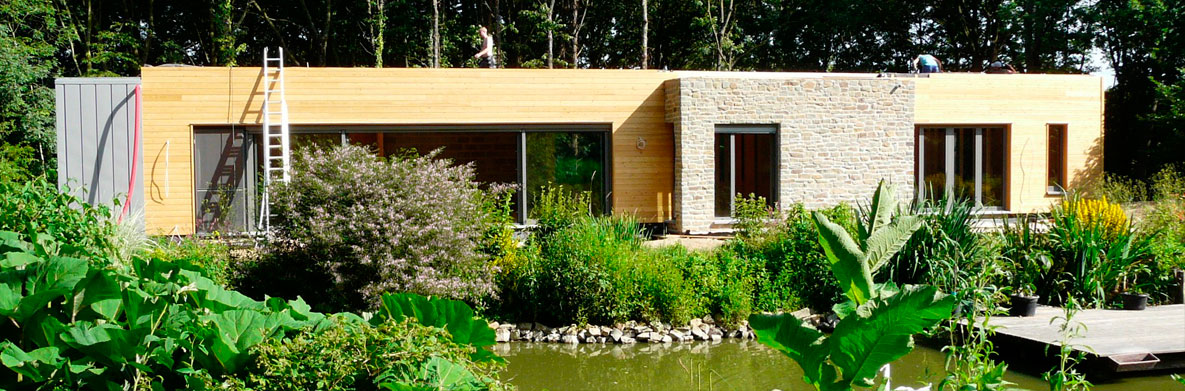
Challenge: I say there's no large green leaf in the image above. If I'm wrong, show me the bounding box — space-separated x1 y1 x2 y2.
179 270 264 313
860 180 896 246
74 272 123 321
828 285 954 388
0 342 63 383
376 293 502 363
813 212 873 305
7 254 88 322
59 321 136 366
864 215 923 274
749 313 837 390
201 309 283 375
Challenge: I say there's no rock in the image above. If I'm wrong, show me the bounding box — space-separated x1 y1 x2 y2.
661 335 673 343
547 334 561 343
790 307 812 319
518 322 534 331
585 336 597 343
588 327 602 337
702 315 715 325
562 335 580 344
708 327 723 337
620 336 637 344
669 330 685 340
710 333 722 342
729 330 743 338
637 332 652 341
597 336 608 344
610 329 623 340
495 328 511 342
691 329 708 341
689 318 703 328
578 330 590 339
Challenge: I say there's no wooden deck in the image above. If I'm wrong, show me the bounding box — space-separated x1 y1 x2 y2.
986 304 1185 373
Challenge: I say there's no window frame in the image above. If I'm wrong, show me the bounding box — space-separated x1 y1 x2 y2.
1046 123 1068 196
714 124 779 218
195 124 612 228
914 125 1010 210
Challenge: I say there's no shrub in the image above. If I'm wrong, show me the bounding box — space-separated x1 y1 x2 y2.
1151 165 1185 201
1043 195 1155 306
226 318 507 391
530 184 590 232
149 236 233 285
1089 173 1148 203
885 194 987 293
267 144 503 309
723 203 855 313
0 177 116 260
0 142 34 183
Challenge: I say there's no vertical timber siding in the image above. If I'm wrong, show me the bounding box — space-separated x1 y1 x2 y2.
913 73 1105 213
54 78 144 220
139 68 676 235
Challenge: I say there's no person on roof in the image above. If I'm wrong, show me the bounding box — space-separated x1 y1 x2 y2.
912 54 943 73
473 26 497 69
985 60 1017 74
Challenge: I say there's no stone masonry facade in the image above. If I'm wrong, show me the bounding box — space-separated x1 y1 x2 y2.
666 76 916 233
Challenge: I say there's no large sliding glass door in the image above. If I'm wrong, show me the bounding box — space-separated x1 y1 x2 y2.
916 126 1007 209
193 125 610 234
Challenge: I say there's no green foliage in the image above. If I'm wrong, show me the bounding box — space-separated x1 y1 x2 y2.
262 144 502 310
0 177 117 260
750 182 952 391
814 181 923 306
1042 300 1092 391
1042 195 1155 306
936 251 1013 391
1089 173 1149 204
751 285 954 391
148 237 233 285
733 193 775 241
226 318 506 391
886 194 986 293
722 203 855 313
1173 373 1185 387
0 143 35 182
529 183 591 232
374 292 501 364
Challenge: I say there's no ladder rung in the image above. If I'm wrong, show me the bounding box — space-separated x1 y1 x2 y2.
265 57 283 61
268 156 284 160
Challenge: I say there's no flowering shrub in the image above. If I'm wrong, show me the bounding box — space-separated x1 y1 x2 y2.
1058 196 1128 240
269 144 506 308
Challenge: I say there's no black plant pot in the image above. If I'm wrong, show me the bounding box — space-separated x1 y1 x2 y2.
1121 293 1149 311
1008 295 1040 317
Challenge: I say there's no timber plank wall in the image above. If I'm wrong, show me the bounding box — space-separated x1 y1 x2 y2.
913 73 1104 213
140 67 677 235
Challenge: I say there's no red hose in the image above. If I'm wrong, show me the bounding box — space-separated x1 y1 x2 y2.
119 84 142 223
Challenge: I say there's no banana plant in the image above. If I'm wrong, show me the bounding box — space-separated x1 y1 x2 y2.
750 181 954 391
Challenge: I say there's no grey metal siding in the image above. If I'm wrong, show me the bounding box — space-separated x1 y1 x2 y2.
54 77 143 221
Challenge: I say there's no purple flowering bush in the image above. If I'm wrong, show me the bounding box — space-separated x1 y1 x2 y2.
267 144 504 309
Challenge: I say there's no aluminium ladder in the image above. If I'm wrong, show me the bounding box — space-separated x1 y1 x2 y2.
257 47 291 233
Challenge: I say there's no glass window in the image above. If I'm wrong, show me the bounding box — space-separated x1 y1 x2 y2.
919 128 946 201
916 126 1007 209
714 126 776 218
194 128 257 234
1047 124 1067 194
526 132 607 217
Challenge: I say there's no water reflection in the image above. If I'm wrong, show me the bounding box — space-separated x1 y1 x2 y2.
496 340 1176 391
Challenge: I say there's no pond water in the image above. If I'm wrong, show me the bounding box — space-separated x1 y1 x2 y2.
494 340 1180 391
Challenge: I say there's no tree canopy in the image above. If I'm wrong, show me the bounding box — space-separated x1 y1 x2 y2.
1 0 1182 179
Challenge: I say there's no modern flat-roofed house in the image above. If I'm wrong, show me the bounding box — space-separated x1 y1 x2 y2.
55 66 1103 235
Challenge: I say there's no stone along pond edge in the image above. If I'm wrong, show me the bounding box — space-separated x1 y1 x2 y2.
487 309 830 345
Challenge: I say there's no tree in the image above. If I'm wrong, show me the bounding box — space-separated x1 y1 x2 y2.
0 0 71 176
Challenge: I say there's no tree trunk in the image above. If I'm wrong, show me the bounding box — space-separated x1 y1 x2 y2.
571 0 583 67
432 0 440 68
641 0 648 69
547 0 554 68
369 0 386 67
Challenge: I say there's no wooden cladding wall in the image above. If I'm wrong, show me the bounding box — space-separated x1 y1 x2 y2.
913 73 1104 213
139 67 676 235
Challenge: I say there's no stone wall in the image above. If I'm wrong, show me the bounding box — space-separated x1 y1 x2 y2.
669 76 916 233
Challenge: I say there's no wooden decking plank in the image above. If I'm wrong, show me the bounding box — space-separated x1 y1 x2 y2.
984 304 1185 367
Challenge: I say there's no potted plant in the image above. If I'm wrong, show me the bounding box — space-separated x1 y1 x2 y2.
1006 253 1049 317
1119 275 1150 311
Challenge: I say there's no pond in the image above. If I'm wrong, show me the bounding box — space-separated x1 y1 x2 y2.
494 340 1180 390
